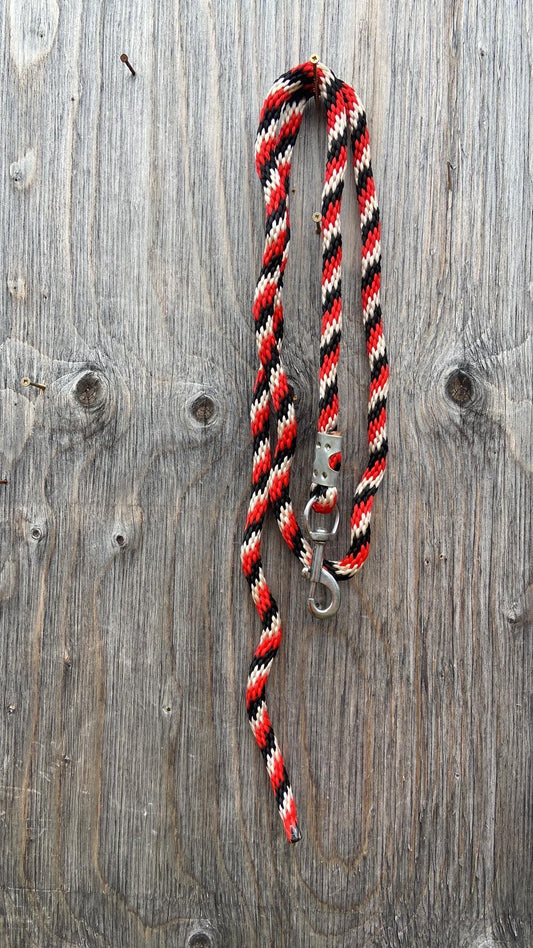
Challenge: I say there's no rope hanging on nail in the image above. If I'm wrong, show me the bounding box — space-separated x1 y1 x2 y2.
241 60 389 843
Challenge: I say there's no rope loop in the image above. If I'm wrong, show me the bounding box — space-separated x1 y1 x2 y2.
241 60 389 843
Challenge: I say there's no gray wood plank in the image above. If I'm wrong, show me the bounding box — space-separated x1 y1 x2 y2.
0 0 531 946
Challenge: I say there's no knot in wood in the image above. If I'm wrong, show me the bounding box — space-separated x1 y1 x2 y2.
445 368 474 406
187 921 216 948
188 935 213 948
74 371 105 409
190 393 216 425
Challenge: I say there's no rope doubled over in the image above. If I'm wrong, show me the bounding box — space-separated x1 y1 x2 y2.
241 60 389 843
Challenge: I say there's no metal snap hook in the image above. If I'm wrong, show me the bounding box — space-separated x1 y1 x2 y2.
303 539 341 619
307 565 341 618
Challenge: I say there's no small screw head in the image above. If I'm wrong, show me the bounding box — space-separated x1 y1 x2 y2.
21 377 46 391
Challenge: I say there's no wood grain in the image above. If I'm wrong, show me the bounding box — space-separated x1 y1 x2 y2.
0 0 531 945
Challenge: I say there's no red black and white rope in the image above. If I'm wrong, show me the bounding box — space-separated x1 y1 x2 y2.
241 60 388 843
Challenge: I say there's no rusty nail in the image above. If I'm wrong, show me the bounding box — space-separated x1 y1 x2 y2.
120 53 136 76
310 54 320 105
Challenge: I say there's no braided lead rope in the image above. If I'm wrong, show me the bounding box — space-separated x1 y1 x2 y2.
241 61 388 843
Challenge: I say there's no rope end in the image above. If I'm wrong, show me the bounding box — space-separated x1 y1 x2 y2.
289 824 302 844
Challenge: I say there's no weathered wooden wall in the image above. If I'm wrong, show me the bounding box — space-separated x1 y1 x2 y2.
1 1 531 946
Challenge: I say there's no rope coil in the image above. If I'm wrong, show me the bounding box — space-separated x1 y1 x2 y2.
241 60 389 843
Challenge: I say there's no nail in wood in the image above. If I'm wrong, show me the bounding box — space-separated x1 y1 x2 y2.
310 54 320 106
120 53 136 76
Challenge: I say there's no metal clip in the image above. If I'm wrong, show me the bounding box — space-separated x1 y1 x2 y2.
302 497 341 619
312 431 343 489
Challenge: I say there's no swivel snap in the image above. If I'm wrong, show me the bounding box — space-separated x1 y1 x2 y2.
302 495 340 543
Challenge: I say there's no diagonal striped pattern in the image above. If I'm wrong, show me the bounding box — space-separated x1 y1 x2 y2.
241 61 388 843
